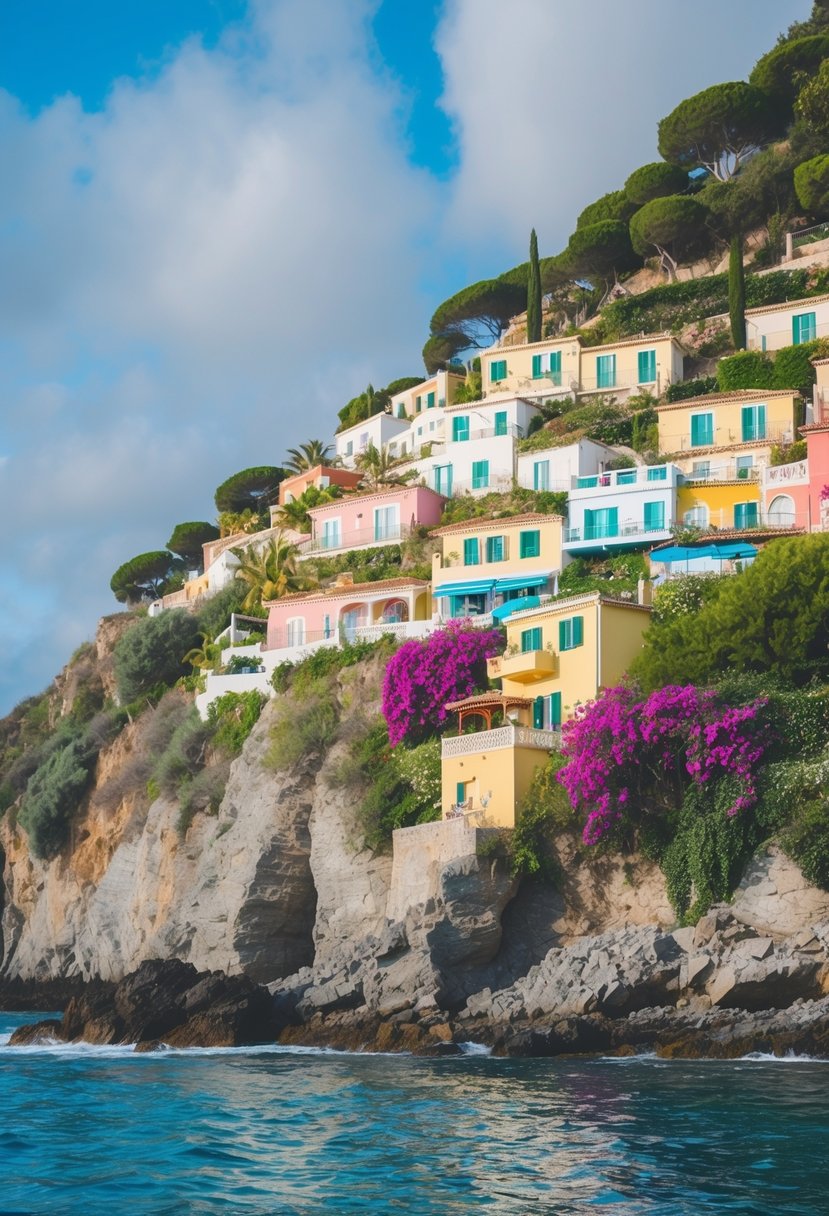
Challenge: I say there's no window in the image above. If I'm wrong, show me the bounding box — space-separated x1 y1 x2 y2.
549 692 562 729
531 351 562 384
584 507 618 539
690 412 714 447
434 465 453 496
490 358 507 382
533 696 544 729
647 465 667 481
427 391 436 409
323 614 332 639
321 519 341 549
472 460 490 489
684 504 708 528
359 432 369 451
486 534 506 562
637 349 657 384
741 404 766 442
768 494 795 526
521 626 542 653
287 618 305 647
616 469 636 485
734 501 759 529
691 461 710 478
520 529 541 558
452 415 470 442
456 781 466 806
596 353 616 389
396 403 406 418
345 440 353 457
559 616 584 650
736 455 754 479
463 537 480 566
374 505 398 541
415 395 422 412
494 410 508 436
644 501 665 531
533 460 550 491
793 311 816 345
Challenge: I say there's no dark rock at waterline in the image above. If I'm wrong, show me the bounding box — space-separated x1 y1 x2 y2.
0 975 87 1012
8 959 280 1050
6 1018 64 1046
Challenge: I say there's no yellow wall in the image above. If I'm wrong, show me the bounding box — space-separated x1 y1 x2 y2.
480 334 679 398
657 393 800 456
441 743 549 829
480 337 580 398
433 516 563 584
677 481 761 530
599 603 650 686
578 335 680 395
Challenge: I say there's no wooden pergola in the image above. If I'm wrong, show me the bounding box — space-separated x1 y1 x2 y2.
445 691 533 732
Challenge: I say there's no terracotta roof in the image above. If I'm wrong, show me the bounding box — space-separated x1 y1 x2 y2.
307 485 444 515
673 439 774 457
745 292 829 316
480 330 680 357
650 527 805 552
656 389 800 412
504 591 651 622
264 576 428 607
445 691 532 711
430 512 562 537
444 392 546 410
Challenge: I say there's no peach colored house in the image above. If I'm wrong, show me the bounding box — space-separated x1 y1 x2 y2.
300 486 446 557
277 464 362 507
265 574 431 650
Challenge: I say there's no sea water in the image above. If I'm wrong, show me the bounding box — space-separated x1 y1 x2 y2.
1 1011 827 1215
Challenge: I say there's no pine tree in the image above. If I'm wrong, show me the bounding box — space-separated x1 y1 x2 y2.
729 234 747 350
526 228 542 343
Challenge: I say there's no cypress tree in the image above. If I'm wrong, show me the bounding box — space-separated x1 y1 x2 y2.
729 233 747 350
527 228 542 343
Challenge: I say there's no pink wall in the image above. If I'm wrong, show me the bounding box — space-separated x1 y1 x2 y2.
308 486 445 543
807 427 829 530
266 580 428 649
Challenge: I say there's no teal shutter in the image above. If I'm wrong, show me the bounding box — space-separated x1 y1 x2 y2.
756 404 766 439
532 354 542 378
521 627 542 653
572 616 583 646
644 501 665 531
549 351 562 385
558 619 567 650
452 416 470 442
560 617 584 650
456 782 466 805
494 411 507 436
427 391 435 408
638 349 656 383
463 538 479 565
472 460 489 489
741 406 755 441
490 359 507 381
533 696 544 729
486 535 505 562
647 466 667 481
415 395 422 412
533 460 550 490
596 354 616 389
793 312 816 344
734 502 759 528
520 529 540 558
691 412 713 447
549 692 562 728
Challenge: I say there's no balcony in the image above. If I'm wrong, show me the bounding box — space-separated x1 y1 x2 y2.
441 723 560 759
571 466 672 491
449 422 524 444
682 464 761 483
564 520 671 547
487 649 557 684
298 523 413 557
762 460 809 489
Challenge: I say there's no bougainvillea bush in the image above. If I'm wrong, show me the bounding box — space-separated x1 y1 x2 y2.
557 683 770 848
382 622 503 746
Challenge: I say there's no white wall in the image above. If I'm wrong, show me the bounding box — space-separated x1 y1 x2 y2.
516 438 616 493
334 413 409 467
746 296 829 354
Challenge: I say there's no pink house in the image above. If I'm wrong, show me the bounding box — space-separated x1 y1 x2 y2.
300 486 445 556
763 359 829 531
265 574 431 651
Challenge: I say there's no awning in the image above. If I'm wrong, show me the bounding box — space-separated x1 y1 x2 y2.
651 543 757 565
494 573 551 593
492 595 541 620
433 578 495 598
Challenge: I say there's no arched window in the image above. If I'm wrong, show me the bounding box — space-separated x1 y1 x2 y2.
767 494 795 527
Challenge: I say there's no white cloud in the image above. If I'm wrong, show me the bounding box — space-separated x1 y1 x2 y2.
0 0 441 712
437 0 807 259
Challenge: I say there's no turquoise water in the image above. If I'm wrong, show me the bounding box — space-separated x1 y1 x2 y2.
1 1011 828 1214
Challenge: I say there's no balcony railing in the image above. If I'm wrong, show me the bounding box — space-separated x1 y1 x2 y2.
762 460 809 487
487 649 557 683
444 473 515 497
299 523 413 556
571 466 672 491
450 423 524 443
682 464 761 483
674 426 793 452
355 619 435 643
441 723 560 759
564 520 670 544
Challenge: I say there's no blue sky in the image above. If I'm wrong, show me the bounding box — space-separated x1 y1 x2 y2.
0 0 809 713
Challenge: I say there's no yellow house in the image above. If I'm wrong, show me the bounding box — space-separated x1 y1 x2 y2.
677 479 762 532
388 369 465 419
657 389 803 480
430 512 564 621
440 592 651 828
480 332 683 400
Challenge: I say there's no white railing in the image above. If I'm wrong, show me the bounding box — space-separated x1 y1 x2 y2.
354 619 435 643
571 466 672 491
762 460 809 488
564 521 670 543
441 724 559 758
682 464 761 483
444 474 515 497
298 523 413 556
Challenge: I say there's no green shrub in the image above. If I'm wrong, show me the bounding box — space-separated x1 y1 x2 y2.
716 350 774 392
265 688 339 770
770 339 829 397
197 581 252 640
19 736 96 859
665 376 718 403
651 574 729 624
207 691 266 755
176 762 231 835
511 754 573 880
781 800 829 890
114 611 202 703
353 722 441 851
153 710 213 794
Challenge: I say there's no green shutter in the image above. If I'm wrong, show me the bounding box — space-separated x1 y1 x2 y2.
549 351 562 385
533 460 549 491
756 404 766 439
463 538 479 565
472 461 489 489
638 349 656 383
691 412 713 447
486 535 505 562
520 529 540 558
521 627 542 653
427 391 435 408
532 354 542 378
549 692 562 728
452 416 469 442
572 616 583 646
735 502 759 529
456 782 466 805
490 359 506 382
494 411 507 435
741 405 755 441
415 395 422 412
558 619 567 650
560 616 583 650
533 696 544 729
596 354 616 389
793 312 816 344
644 501 665 531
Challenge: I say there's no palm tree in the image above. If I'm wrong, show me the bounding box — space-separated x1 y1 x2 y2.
232 532 315 611
356 442 418 492
182 632 223 674
283 439 335 474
